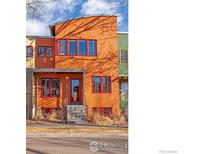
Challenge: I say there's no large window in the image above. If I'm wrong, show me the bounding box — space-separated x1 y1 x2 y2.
69 40 77 55
120 50 128 63
57 39 97 56
26 46 33 57
42 79 60 97
93 76 111 93
78 40 87 56
88 40 97 56
58 40 67 55
38 47 53 58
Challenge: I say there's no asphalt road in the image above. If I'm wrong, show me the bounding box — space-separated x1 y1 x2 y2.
27 134 128 154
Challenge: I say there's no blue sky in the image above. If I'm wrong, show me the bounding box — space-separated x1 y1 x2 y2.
26 0 128 36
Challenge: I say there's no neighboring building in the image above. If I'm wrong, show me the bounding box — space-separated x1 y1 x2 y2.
118 32 128 112
26 37 36 119
26 16 121 123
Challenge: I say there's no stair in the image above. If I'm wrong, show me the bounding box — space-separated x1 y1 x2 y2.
67 105 88 124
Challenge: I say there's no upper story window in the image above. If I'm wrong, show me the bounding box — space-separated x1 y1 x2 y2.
92 76 111 93
78 40 87 56
46 47 52 57
42 79 60 97
38 47 45 58
69 40 77 56
26 46 33 57
38 46 53 58
58 39 97 56
88 40 97 56
58 40 66 55
120 50 128 63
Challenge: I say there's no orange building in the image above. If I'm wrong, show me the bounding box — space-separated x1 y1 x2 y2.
26 16 120 122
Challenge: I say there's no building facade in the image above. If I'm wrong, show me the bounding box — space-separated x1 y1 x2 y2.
118 33 128 112
26 16 124 122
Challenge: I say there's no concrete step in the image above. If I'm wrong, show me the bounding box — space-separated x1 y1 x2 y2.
67 105 88 124
68 114 87 119
67 120 88 125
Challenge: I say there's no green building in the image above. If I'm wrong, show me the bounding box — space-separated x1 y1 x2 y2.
118 32 128 112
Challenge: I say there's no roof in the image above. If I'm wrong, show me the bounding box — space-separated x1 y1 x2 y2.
26 35 54 39
49 15 117 36
117 32 128 35
27 68 83 73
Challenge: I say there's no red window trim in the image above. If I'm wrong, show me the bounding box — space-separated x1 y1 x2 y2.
87 40 97 56
68 39 78 56
120 49 128 64
57 39 67 56
92 76 112 94
41 78 60 98
26 46 33 57
37 46 53 58
56 38 97 56
69 78 82 103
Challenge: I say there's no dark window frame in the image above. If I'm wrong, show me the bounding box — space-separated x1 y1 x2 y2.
68 39 77 56
57 39 97 56
92 76 112 93
88 40 97 56
38 46 53 58
41 78 60 98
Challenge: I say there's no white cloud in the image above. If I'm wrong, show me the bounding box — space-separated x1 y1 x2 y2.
81 0 119 15
80 0 124 27
26 0 127 35
26 0 82 35
26 19 50 35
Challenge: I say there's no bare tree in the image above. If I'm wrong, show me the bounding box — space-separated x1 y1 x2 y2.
26 0 54 18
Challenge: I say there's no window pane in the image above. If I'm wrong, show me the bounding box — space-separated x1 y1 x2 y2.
42 79 50 96
102 77 111 92
46 47 52 57
26 47 33 57
69 40 77 55
78 40 87 56
121 50 128 63
58 40 66 55
52 79 60 97
71 79 80 102
88 40 96 56
121 82 128 101
93 77 101 92
38 47 45 57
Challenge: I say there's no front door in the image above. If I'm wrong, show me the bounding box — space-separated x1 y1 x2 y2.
70 79 82 105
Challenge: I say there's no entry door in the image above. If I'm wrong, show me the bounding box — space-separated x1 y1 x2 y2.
70 79 82 105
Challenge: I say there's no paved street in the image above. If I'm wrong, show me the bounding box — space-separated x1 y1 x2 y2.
27 134 128 154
